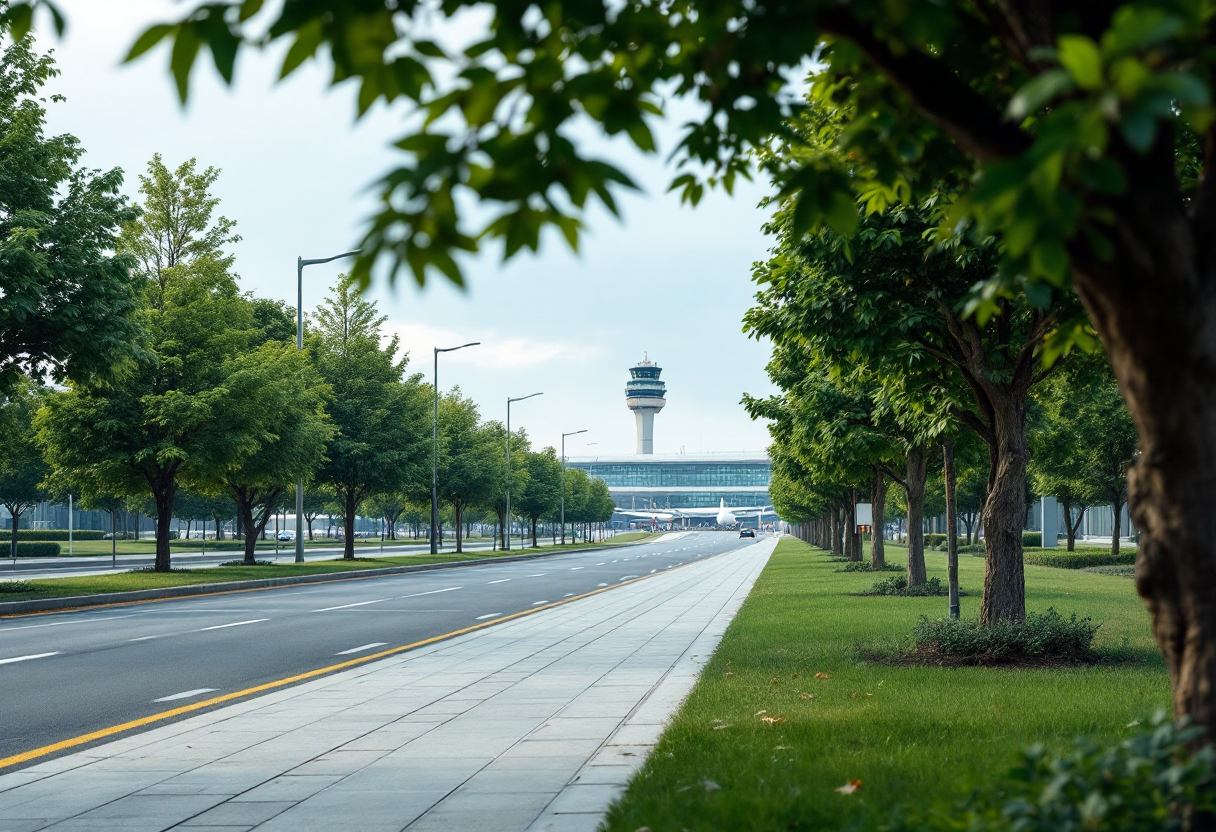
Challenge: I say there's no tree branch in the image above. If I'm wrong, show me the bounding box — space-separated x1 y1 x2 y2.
818 10 1033 163
949 404 996 447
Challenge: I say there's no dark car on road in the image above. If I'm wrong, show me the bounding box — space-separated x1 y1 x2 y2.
739 528 756 538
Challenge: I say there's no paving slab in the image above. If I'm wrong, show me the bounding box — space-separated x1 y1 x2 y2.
0 537 774 831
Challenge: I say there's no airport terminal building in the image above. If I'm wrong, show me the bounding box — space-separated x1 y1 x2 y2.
564 452 771 524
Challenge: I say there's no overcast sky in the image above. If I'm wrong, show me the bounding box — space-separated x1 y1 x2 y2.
39 0 779 458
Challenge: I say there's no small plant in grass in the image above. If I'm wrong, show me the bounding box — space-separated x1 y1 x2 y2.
910 608 1099 664
127 566 195 574
864 576 956 597
0 580 38 594
837 561 904 573
218 559 275 567
912 713 1215 831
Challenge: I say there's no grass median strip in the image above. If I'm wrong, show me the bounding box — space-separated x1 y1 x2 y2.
602 536 1169 832
0 538 653 605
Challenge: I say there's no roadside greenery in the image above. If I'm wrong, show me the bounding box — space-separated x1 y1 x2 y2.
603 537 1169 831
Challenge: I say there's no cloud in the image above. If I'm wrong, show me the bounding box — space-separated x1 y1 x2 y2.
385 320 605 370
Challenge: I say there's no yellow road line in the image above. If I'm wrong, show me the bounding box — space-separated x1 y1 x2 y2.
0 556 717 772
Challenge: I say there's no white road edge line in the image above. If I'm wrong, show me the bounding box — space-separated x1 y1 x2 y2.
336 642 388 655
153 688 217 703
0 651 59 665
400 587 461 599
313 599 387 612
199 619 268 631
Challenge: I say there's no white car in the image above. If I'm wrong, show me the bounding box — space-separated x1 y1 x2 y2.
276 530 295 541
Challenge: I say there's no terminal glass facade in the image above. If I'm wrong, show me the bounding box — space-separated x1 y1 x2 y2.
565 455 772 512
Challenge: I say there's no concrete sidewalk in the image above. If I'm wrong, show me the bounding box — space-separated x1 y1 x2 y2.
0 538 775 832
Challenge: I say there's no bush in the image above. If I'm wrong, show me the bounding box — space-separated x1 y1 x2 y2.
958 543 986 555
922 714 1215 831
837 560 904 573
1081 564 1137 578
0 580 37 593
1026 551 1137 569
2 530 104 541
2 542 62 558
1022 531 1042 546
924 533 947 550
218 559 275 567
912 608 1099 663
867 575 953 597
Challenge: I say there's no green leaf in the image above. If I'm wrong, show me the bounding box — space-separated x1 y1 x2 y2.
6 5 33 42
1058 36 1104 91
1007 70 1073 121
169 24 201 104
280 20 323 79
125 24 175 62
413 40 446 59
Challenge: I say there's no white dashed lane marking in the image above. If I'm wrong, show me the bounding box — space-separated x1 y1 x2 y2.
0 652 59 665
199 619 268 631
153 688 217 703
488 579 510 584
313 599 386 612
475 613 501 620
400 587 461 599
336 643 387 655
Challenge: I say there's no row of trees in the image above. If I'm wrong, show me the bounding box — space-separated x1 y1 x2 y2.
0 40 613 569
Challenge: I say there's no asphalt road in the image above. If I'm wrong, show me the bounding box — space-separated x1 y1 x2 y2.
0 531 761 767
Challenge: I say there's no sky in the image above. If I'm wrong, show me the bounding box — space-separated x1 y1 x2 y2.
39 0 779 459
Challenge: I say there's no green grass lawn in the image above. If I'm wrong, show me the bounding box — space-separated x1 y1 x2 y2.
0 534 653 603
603 536 1168 832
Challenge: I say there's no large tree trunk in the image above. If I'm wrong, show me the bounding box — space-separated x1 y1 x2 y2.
944 440 960 619
905 447 928 587
1111 496 1124 557
455 501 464 553
9 506 20 561
1062 496 1076 551
979 392 1029 624
152 477 176 572
342 491 357 560
531 516 539 548
846 492 860 562
871 468 886 568
830 508 842 557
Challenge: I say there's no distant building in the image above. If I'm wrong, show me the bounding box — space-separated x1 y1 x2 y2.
625 355 665 454
565 452 771 525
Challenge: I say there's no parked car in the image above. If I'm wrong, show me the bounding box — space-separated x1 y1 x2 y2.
739 528 756 538
276 530 294 541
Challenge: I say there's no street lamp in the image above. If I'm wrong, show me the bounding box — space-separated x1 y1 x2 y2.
560 430 588 545
505 392 542 551
432 342 480 554
295 249 360 563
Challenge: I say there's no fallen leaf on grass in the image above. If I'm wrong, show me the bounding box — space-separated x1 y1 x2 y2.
775 745 792 750
815 672 832 680
760 716 786 725
712 724 732 730
755 710 767 716
835 779 863 795
800 693 813 700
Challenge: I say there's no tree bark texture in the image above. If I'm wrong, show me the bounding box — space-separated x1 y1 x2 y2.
979 391 1029 624
8 506 20 561
944 441 960 619
846 492 861 561
455 501 464 553
871 468 886 569
152 478 176 572
905 447 928 587
342 491 357 559
830 509 842 557
1111 496 1124 557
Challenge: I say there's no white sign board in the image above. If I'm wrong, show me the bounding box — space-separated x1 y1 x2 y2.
855 503 873 529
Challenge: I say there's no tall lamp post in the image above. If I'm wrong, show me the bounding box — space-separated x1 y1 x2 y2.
505 392 542 551
432 342 480 554
560 430 588 545
295 250 360 563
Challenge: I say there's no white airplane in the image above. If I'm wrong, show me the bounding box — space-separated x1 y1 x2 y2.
716 499 736 527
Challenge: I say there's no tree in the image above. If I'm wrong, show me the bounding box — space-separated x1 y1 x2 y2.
433 390 498 553
311 275 428 559
559 466 590 544
1030 371 1098 551
366 492 406 540
301 487 333 540
0 37 141 396
0 377 47 559
36 155 260 571
516 448 562 547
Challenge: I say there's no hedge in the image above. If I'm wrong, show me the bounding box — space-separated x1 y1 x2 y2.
924 533 947 549
2 530 105 541
4 542 62 557
1022 531 1042 547
1024 551 1137 569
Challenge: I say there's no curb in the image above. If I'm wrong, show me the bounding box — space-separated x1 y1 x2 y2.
0 541 644 618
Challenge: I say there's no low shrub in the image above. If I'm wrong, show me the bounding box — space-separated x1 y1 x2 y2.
911 608 1099 663
218 559 275 567
917 714 1215 831
1026 551 1136 569
837 560 904 573
1022 531 1042 546
0 580 37 593
924 533 947 550
959 543 986 555
2 530 104 541
2 542 62 557
1081 564 1137 578
867 575 953 597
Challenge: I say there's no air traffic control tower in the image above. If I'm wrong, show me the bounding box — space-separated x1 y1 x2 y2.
626 354 666 454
